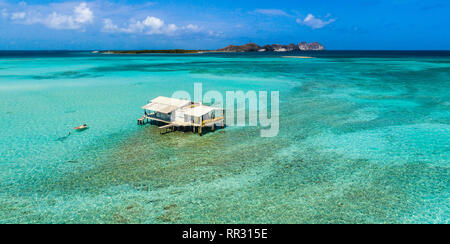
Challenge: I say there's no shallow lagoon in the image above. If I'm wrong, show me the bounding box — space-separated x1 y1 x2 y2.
0 51 448 223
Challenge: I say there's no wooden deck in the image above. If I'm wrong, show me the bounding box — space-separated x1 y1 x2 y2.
138 114 225 136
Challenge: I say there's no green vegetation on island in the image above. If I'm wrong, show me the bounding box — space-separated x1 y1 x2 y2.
96 42 326 54
100 49 205 54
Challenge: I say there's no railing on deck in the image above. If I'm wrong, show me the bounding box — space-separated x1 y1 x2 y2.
202 117 225 126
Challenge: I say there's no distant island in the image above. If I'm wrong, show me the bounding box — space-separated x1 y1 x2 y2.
216 42 325 52
98 49 204 54
97 42 325 54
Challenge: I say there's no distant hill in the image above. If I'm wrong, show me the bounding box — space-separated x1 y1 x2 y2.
99 49 204 54
216 43 262 52
217 42 325 52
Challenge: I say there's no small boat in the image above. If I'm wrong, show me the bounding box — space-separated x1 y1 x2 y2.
74 124 88 131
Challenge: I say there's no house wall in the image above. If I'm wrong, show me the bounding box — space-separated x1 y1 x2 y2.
184 115 195 124
183 112 214 125
155 112 171 121
202 113 212 121
174 108 185 122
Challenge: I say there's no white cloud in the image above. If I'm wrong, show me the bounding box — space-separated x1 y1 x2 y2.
297 14 335 29
74 2 93 24
9 2 93 30
4 2 215 37
167 23 178 32
102 16 203 36
121 17 169 34
1 9 9 18
11 12 26 20
143 16 164 30
45 2 93 29
254 9 289 16
120 20 143 33
102 18 119 32
184 24 200 31
207 30 223 37
46 12 79 29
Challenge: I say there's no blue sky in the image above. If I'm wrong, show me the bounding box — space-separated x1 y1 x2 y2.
0 0 449 50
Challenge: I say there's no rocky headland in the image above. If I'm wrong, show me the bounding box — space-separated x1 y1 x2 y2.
217 42 325 52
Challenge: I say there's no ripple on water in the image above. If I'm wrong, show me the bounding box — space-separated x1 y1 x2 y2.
305 123 450 167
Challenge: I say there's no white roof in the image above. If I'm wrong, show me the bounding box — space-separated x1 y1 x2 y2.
182 105 218 117
142 103 178 114
151 96 191 108
142 96 191 114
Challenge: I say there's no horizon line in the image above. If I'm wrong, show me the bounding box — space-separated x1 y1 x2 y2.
1 49 450 52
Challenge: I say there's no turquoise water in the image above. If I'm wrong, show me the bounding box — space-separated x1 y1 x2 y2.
0 51 448 223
